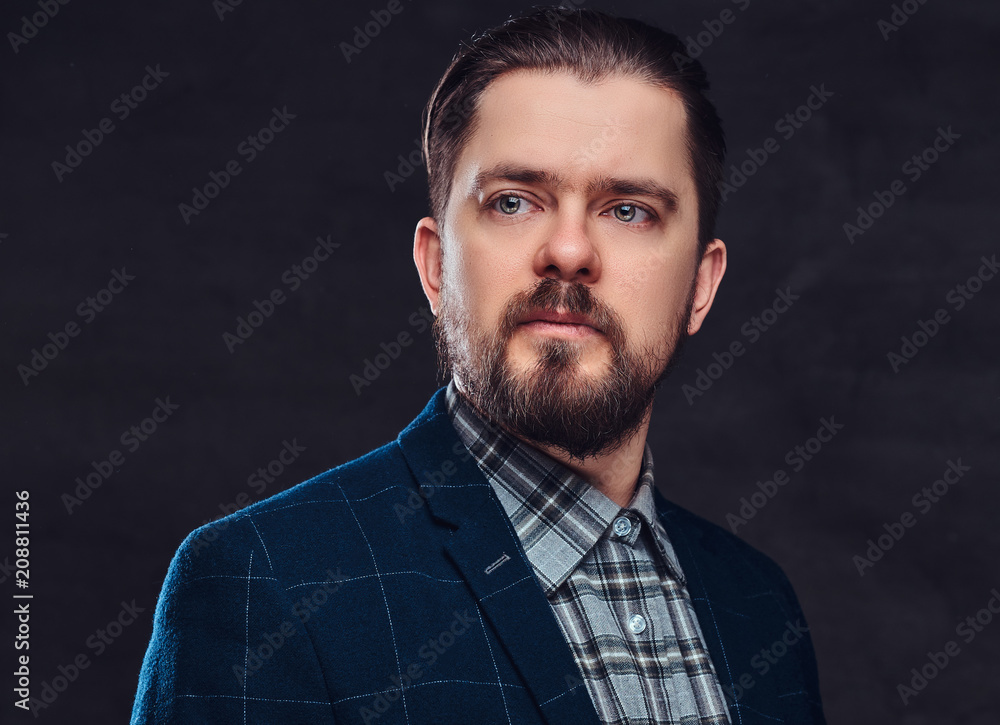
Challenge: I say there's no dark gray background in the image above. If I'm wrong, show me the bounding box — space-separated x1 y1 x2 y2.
2 0 997 722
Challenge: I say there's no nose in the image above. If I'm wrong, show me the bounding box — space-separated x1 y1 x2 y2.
532 208 602 284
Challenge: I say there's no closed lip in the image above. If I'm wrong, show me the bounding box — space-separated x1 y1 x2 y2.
519 310 602 332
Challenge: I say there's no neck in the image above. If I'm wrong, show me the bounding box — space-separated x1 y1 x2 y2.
453 375 652 508
531 414 651 508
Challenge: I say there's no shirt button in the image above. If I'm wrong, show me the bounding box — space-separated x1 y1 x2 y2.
627 614 646 634
613 516 632 537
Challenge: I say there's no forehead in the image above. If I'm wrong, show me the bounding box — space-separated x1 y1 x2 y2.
451 69 695 200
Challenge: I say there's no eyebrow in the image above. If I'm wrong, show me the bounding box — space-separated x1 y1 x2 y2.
588 175 679 213
471 164 679 213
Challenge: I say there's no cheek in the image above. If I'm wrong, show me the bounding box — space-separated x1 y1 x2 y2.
442 229 523 326
609 254 694 339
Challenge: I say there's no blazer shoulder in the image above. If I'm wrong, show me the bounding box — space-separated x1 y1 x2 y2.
656 492 794 593
249 436 412 513
263 437 414 508
173 437 414 573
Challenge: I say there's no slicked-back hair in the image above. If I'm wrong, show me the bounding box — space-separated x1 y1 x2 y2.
421 7 727 252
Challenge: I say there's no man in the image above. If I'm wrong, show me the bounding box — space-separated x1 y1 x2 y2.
133 8 825 724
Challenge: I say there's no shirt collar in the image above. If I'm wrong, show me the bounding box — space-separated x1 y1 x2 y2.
444 379 683 593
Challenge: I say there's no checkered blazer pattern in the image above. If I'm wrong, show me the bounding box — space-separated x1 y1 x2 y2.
131 387 826 724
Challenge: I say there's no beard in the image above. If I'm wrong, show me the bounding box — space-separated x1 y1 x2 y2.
433 275 694 460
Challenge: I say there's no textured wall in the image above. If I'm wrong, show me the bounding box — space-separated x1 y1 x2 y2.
2 0 997 722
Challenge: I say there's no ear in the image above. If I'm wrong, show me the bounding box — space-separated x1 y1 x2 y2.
413 216 443 315
687 238 727 335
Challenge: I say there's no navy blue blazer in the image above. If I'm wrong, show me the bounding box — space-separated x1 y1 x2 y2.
132 386 825 724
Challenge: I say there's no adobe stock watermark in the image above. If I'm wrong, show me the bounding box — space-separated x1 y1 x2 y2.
340 0 412 64
222 233 341 353
189 438 307 557
878 0 931 40
718 83 834 202
358 609 478 724
350 304 435 395
670 0 751 68
394 439 473 524
233 567 347 686
843 125 960 244
213 0 244 21
61 397 181 515
852 458 970 576
726 416 845 533
897 586 1000 705
567 116 624 172
886 254 997 373
15 599 146 716
681 287 799 405
16 267 136 386
722 618 810 706
384 95 477 193
0 556 22 585
178 105 296 224
7 0 71 54
51 64 169 182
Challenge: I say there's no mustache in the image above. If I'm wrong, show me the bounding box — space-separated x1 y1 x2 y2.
497 278 625 345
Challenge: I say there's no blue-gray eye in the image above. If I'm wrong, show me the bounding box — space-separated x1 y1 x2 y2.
614 204 636 222
497 195 522 214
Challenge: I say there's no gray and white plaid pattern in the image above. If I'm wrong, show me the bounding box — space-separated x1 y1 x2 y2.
445 381 731 724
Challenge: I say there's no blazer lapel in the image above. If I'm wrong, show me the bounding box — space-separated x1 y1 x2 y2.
655 489 793 722
397 388 601 725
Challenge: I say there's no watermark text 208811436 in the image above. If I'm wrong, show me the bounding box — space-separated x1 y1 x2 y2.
13 491 30 591
13 489 32 713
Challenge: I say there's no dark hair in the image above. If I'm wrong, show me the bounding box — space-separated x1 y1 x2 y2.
421 7 727 250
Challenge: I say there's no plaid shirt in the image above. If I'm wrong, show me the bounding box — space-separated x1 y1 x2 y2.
445 380 731 724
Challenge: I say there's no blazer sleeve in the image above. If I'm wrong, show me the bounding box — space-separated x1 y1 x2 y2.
131 518 337 724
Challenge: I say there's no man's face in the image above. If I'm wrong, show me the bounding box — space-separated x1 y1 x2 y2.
417 69 725 459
